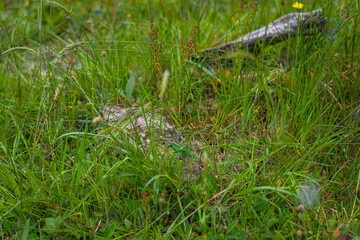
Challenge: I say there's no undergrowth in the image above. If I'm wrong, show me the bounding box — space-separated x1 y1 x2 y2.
0 0 359 239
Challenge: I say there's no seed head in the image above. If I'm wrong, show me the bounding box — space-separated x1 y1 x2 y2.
321 168 326 180
296 229 304 237
332 228 344 239
295 204 304 213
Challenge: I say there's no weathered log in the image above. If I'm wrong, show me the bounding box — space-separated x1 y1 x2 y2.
196 8 326 63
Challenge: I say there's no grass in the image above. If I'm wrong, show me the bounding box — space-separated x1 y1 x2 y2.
0 0 359 239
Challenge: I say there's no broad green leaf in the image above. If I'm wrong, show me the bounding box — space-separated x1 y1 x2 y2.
126 76 135 99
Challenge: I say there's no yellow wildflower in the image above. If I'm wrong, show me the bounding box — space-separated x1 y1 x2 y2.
25 0 30 6
292 2 304 9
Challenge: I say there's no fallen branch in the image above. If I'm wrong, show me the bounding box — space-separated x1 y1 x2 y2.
196 8 326 64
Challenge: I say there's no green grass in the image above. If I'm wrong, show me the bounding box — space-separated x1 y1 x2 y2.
0 0 359 239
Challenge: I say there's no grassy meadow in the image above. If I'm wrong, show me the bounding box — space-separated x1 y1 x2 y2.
0 0 359 239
